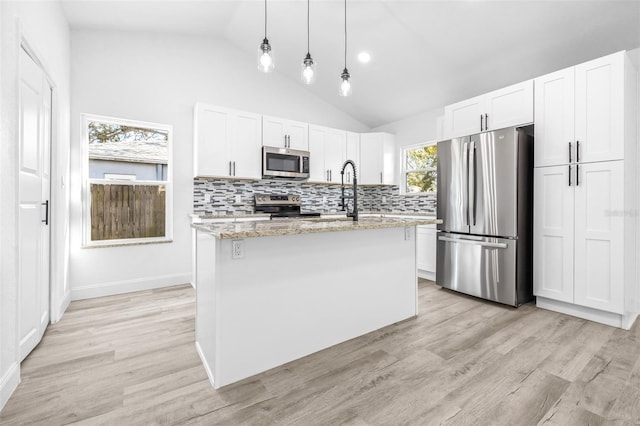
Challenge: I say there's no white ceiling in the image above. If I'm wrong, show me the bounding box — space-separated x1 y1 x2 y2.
60 0 640 128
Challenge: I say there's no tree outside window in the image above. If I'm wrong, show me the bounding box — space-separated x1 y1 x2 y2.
405 144 437 193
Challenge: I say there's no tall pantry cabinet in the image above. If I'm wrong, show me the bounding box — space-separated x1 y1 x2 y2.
533 51 638 329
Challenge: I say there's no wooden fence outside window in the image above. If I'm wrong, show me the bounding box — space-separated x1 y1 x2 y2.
90 183 166 241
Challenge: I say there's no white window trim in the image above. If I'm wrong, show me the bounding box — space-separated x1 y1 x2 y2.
402 140 437 195
81 113 173 247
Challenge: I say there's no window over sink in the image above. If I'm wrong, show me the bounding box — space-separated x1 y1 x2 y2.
403 142 437 194
82 114 173 246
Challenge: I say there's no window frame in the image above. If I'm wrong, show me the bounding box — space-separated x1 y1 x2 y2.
402 140 438 195
81 113 173 247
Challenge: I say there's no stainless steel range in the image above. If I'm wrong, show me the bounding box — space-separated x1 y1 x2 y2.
254 194 321 219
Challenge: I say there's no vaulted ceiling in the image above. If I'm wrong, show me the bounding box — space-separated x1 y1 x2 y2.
61 0 640 128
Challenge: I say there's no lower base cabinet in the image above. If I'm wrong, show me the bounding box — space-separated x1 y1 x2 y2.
417 225 436 280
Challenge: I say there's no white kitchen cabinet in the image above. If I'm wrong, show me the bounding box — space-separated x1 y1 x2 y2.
443 80 533 139
417 225 437 280
308 125 347 183
262 115 309 151
360 132 395 185
194 103 261 179
535 51 626 167
533 50 637 329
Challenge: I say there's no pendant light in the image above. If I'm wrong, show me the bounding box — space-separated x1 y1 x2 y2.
339 0 352 96
301 0 316 84
258 0 274 73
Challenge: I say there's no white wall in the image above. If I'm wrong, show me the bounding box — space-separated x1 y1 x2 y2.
0 0 70 411
69 30 369 299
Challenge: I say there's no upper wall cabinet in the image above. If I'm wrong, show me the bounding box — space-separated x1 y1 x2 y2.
262 116 309 151
308 125 348 183
194 103 262 179
443 80 534 139
534 51 628 167
360 132 395 185
345 132 360 184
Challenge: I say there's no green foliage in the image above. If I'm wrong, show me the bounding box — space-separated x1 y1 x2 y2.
406 145 437 193
88 121 168 145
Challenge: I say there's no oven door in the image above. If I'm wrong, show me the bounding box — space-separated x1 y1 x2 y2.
262 147 309 179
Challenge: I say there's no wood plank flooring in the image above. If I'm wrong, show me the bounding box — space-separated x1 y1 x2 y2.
2 280 640 425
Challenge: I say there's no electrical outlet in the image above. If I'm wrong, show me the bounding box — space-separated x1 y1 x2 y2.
207 194 214 203
322 196 327 205
235 194 242 204
382 196 387 203
404 227 411 241
232 240 244 259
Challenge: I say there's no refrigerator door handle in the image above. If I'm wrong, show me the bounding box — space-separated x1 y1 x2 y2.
463 142 470 226
471 142 477 226
438 236 508 249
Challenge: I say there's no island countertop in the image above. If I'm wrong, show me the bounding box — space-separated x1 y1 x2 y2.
192 216 441 239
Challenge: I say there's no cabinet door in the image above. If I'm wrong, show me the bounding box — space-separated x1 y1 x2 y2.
360 133 383 184
231 111 262 179
381 133 396 185
574 161 624 314
345 132 360 183
533 165 574 303
262 115 288 148
534 68 575 167
286 120 309 151
325 129 346 183
194 104 231 177
575 52 624 163
443 95 485 139
484 80 534 131
308 126 327 182
417 225 437 274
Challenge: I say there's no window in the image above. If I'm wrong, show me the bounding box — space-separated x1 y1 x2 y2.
82 114 172 246
404 143 437 193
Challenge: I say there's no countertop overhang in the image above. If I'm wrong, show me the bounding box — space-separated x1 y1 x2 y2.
192 215 441 239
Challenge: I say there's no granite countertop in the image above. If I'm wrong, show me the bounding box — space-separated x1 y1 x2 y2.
192 216 441 239
191 211 436 221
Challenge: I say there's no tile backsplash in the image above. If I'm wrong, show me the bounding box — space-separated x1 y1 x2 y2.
193 178 436 215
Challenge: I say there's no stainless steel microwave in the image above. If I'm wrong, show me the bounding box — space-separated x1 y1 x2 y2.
262 146 310 180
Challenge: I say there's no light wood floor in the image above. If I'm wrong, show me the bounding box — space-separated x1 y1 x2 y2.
2 280 640 425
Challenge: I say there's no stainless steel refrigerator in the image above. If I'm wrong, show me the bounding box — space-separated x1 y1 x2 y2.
436 125 534 307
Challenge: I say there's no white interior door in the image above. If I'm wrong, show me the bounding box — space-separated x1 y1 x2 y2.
19 46 51 362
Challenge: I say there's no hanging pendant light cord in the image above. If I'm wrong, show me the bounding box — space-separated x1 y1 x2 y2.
344 0 347 68
264 0 268 39
307 0 310 53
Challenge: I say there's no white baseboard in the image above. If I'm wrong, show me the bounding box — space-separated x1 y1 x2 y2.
0 362 20 412
71 273 191 300
195 341 215 389
418 269 435 281
536 297 634 329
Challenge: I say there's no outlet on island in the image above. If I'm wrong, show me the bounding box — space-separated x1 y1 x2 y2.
232 240 244 259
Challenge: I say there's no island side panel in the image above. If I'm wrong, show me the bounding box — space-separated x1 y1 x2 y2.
194 230 218 387
214 226 417 388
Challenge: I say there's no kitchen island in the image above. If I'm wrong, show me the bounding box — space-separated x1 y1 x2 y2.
193 215 440 388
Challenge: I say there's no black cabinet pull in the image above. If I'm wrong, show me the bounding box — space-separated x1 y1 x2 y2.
568 165 572 186
480 115 483 131
569 142 572 163
484 114 488 131
576 140 580 163
42 200 49 225
576 164 580 186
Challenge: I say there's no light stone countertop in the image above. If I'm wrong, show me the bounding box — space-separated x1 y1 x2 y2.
192 216 441 239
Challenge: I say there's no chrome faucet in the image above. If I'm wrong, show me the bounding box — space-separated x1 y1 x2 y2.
340 160 358 221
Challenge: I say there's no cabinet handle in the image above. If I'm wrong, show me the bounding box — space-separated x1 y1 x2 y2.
485 114 488 131
576 164 579 186
380 172 383 184
480 115 484 132
568 165 572 187
576 140 580 163
229 161 232 176
568 142 572 163
42 200 49 225
233 161 236 176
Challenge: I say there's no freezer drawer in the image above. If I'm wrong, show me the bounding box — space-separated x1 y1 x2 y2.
436 233 517 306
